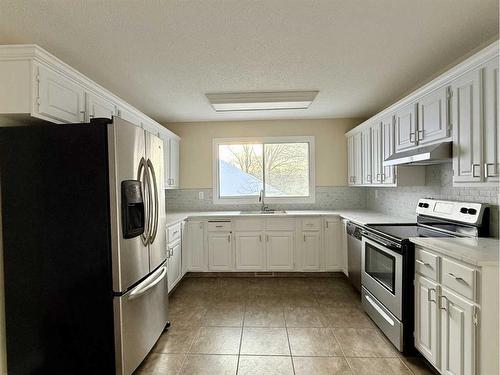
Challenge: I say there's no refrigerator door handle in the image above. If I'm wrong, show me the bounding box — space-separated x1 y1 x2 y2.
137 157 152 245
147 159 159 244
128 266 167 300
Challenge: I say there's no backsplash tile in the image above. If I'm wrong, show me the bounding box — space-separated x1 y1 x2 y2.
166 186 368 212
366 163 499 237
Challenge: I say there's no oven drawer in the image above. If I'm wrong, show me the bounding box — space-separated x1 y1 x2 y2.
415 247 439 281
362 287 403 351
441 257 477 301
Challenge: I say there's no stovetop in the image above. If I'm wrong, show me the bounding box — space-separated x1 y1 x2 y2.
365 224 455 242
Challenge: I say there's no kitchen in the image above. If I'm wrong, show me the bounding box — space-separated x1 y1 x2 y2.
0 1 498 375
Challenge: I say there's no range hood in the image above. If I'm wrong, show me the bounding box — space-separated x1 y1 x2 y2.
383 142 452 166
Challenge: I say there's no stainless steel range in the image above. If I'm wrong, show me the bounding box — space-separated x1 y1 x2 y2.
360 198 489 354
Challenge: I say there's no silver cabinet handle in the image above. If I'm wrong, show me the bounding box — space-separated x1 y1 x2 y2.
147 159 159 244
367 174 372 182
303 234 306 242
448 272 466 283
439 295 448 311
376 173 381 181
259 234 262 242
228 234 231 243
381 173 386 182
416 259 431 267
409 132 416 143
484 163 497 177
266 234 269 242
471 163 481 178
427 288 436 303
417 130 424 141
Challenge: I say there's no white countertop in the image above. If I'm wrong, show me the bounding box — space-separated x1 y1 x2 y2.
165 209 415 227
410 237 500 267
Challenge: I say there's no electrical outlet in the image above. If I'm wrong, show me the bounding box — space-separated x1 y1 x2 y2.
198 191 204 200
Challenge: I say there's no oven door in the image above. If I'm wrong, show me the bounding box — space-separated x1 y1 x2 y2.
361 237 402 320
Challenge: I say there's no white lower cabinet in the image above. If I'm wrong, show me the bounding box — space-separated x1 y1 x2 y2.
166 239 182 292
324 218 342 271
413 245 497 375
414 274 440 368
301 231 320 270
266 232 294 271
208 232 233 271
235 232 265 270
186 221 206 271
440 288 476 375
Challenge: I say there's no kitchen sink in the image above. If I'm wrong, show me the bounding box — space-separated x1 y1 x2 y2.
240 210 287 215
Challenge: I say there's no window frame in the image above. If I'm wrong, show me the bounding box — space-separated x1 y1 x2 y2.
212 136 315 205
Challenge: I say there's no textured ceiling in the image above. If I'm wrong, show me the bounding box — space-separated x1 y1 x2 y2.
0 0 498 124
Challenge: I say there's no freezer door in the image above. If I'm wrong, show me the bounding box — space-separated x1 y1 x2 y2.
146 131 167 271
113 263 169 375
108 117 150 292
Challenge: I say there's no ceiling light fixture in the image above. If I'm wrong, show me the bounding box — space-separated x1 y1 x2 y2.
206 91 319 112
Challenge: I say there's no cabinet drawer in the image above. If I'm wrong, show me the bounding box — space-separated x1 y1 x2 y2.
166 223 182 243
415 247 439 281
441 257 477 301
302 218 321 231
207 220 232 232
233 218 265 232
266 218 296 231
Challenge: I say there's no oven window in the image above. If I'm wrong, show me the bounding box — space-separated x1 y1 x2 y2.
365 243 396 294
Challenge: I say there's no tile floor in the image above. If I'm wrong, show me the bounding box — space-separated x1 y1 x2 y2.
135 276 435 375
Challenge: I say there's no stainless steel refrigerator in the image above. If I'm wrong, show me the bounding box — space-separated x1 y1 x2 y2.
0 117 168 374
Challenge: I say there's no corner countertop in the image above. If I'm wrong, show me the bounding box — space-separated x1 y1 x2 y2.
165 209 415 228
410 237 499 267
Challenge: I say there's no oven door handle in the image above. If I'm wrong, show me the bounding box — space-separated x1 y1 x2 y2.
364 294 395 326
363 234 399 252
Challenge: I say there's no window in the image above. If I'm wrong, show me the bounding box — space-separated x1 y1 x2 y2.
213 137 315 204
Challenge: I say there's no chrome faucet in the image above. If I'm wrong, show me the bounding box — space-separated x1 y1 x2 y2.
259 189 270 212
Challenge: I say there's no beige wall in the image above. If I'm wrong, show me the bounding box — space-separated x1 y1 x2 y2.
166 118 363 189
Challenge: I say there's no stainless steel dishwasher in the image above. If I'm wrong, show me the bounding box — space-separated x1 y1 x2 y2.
346 221 363 292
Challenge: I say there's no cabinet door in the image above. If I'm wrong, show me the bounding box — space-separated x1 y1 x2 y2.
395 103 418 151
381 115 396 184
186 221 206 271
418 87 449 144
415 275 440 368
352 132 363 185
362 127 372 184
371 123 382 184
341 220 348 276
266 232 294 270
440 288 476 375
324 219 341 271
167 240 182 292
235 232 265 270
347 135 355 185
483 57 499 182
163 137 172 188
301 232 321 270
452 70 482 183
208 232 233 271
169 138 180 189
37 66 85 123
86 92 115 121
142 120 159 136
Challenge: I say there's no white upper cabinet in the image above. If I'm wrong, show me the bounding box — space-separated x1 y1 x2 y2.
381 115 396 184
361 127 372 184
347 132 363 185
86 92 115 121
395 103 418 151
417 86 450 145
370 123 382 184
266 232 294 271
451 69 482 183
37 65 85 123
163 136 180 189
235 232 265 270
482 57 499 183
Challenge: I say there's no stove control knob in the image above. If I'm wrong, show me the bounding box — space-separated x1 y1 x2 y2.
422 203 429 208
418 203 424 207
460 207 468 214
467 208 477 215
